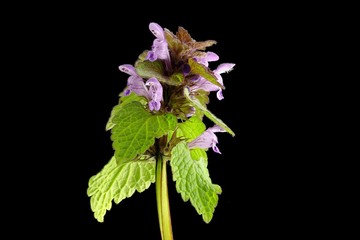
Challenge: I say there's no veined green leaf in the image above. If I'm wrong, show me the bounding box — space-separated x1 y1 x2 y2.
106 105 121 131
190 148 207 162
106 93 146 131
177 116 206 140
177 116 207 161
188 58 224 89
184 88 235 136
111 102 177 164
135 60 167 82
170 141 221 223
87 156 156 222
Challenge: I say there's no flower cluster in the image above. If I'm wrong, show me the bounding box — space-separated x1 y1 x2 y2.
119 22 235 154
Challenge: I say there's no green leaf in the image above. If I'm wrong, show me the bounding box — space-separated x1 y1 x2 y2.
106 105 121 131
184 88 235 136
135 60 167 82
188 58 224 89
106 93 146 131
177 116 207 161
170 141 222 223
177 116 206 140
111 101 177 163
87 156 156 222
118 91 146 103
190 148 207 162
191 90 209 119
193 89 210 106
135 60 184 86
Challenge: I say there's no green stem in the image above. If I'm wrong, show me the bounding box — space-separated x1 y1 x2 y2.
156 155 173 240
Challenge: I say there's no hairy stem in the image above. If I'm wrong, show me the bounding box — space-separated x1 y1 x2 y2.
156 155 173 240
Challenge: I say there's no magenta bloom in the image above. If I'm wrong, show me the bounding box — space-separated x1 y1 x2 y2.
146 22 171 72
188 125 226 154
119 64 163 111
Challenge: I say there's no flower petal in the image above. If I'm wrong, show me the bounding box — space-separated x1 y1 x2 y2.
148 100 161 111
194 52 219 67
146 77 163 111
119 64 137 76
214 63 235 74
146 77 163 100
127 76 149 98
214 72 224 86
124 89 131 96
216 90 224 100
188 131 214 150
208 125 226 133
146 51 157 61
189 77 219 92
212 144 222 154
188 125 224 154
147 22 171 71
206 52 220 62
149 22 165 40
150 39 169 61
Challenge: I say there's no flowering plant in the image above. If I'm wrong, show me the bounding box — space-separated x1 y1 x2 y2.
87 22 235 240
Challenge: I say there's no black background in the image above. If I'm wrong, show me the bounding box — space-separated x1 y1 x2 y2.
7 2 327 239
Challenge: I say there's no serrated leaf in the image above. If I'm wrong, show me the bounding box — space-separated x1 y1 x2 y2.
177 116 207 161
184 88 235 136
87 156 156 222
189 40 217 51
176 26 216 51
106 93 146 131
190 148 207 162
106 105 121 131
188 58 224 89
177 116 206 140
176 26 194 44
170 141 221 223
111 101 177 163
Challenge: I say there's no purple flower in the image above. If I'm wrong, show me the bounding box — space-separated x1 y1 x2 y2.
119 64 163 111
119 64 149 97
188 62 235 101
118 64 138 76
146 22 172 72
194 51 219 67
145 77 163 111
125 75 149 98
212 63 236 100
188 125 226 154
189 75 219 93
